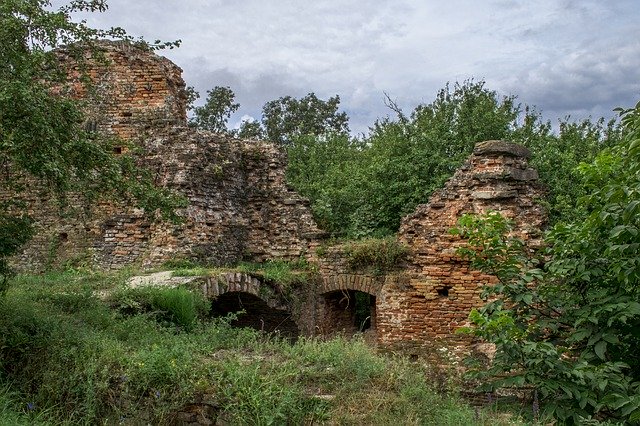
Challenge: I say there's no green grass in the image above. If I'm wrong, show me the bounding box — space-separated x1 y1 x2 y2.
171 266 221 277
0 269 527 425
344 236 409 274
236 258 312 287
169 259 311 289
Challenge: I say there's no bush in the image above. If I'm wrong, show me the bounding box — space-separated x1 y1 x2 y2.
111 286 210 331
344 237 408 273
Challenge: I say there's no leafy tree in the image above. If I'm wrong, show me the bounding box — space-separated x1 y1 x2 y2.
190 86 239 134
285 80 528 238
235 118 264 140
512 113 622 224
286 133 365 234
285 80 622 239
0 0 185 287
262 92 349 144
351 80 524 236
453 101 640 424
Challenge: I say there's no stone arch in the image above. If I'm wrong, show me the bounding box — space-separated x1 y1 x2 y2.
318 273 384 296
317 274 383 339
203 272 298 338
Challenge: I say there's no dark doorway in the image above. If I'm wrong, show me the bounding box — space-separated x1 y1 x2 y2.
210 292 299 338
321 290 376 335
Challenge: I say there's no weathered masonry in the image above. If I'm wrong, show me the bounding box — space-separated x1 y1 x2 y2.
7 41 321 270
306 140 544 351
5 41 545 351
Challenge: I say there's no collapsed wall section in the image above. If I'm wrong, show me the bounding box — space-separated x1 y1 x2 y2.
7 41 320 270
377 140 546 349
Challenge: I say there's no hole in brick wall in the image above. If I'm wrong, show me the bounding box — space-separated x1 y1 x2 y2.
321 290 376 335
210 292 299 339
58 232 68 242
355 291 373 331
113 146 122 155
437 286 452 297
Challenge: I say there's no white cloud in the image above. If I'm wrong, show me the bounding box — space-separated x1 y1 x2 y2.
55 0 640 134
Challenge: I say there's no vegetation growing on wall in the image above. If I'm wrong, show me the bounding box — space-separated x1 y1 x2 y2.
453 101 640 424
344 237 409 274
0 0 185 287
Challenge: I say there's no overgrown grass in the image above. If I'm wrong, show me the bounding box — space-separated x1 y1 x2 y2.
0 384 51 426
110 286 211 331
236 258 311 287
171 266 216 277
344 236 409 274
169 259 311 289
0 270 525 425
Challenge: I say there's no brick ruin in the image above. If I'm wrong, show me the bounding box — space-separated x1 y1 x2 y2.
5 42 546 351
8 41 321 270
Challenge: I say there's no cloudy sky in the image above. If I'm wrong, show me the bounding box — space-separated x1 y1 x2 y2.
63 0 640 135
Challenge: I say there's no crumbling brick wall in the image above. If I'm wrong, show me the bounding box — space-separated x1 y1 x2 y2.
55 40 188 141
377 140 545 348
6 41 547 352
7 41 321 270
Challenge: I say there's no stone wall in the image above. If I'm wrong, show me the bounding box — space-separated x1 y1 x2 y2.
5 41 548 352
6 41 321 271
377 140 545 349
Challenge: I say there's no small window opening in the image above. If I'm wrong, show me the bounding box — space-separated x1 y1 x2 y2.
437 286 452 297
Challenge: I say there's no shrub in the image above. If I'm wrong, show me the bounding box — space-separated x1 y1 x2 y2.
111 287 210 331
151 287 209 331
344 237 408 273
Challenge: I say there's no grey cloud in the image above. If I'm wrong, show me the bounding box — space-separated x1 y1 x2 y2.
503 42 640 120
183 65 310 124
54 0 640 133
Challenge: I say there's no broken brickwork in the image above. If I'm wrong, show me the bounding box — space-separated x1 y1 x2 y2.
7 41 321 271
379 140 545 348
305 140 545 351
5 42 546 351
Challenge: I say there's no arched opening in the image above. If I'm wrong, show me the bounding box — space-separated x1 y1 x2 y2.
210 291 299 338
320 290 376 336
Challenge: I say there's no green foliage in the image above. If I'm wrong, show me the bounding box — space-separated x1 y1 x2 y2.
285 80 621 239
0 384 51 426
111 286 210 331
286 80 542 238
344 237 408 274
189 86 239 133
286 132 366 234
236 258 311 287
514 114 622 223
0 269 518 425
171 266 217 277
262 92 350 145
213 359 328 425
0 212 32 293
234 118 264 140
0 0 185 283
453 103 640 424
